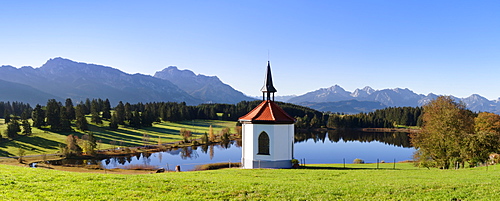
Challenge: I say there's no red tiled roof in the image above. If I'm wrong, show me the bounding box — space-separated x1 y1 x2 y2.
239 100 295 124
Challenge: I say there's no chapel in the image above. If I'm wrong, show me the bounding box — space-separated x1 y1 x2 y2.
238 61 296 169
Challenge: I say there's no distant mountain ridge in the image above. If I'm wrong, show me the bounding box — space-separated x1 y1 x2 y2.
0 58 255 106
154 66 255 104
289 85 500 114
0 58 201 105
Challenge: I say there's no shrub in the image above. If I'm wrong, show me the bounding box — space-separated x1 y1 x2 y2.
291 159 300 165
353 158 365 164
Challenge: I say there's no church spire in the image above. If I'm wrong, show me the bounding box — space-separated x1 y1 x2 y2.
261 61 277 101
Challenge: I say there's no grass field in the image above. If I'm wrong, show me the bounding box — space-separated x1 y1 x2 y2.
0 118 236 157
0 163 499 200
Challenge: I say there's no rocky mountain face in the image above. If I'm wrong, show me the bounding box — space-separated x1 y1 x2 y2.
0 58 201 105
154 66 255 104
289 85 500 114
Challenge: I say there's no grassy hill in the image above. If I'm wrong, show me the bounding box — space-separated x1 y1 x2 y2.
0 118 235 157
0 163 499 200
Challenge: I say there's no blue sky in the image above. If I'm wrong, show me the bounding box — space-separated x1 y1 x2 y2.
1 1 499 99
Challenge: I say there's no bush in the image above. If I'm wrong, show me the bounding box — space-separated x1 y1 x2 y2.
353 158 365 164
291 159 300 165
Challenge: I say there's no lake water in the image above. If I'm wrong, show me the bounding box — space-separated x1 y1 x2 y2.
59 130 416 171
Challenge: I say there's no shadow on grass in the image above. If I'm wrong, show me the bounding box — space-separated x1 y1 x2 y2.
0 135 62 157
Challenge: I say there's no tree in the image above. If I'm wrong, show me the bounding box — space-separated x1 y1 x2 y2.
64 134 82 156
102 99 112 120
46 99 62 131
115 101 125 125
65 98 76 120
6 120 20 138
463 112 500 166
208 125 215 142
4 109 11 124
60 106 73 132
75 104 88 131
32 104 45 128
180 128 192 143
410 96 474 169
90 100 103 124
109 112 119 130
21 119 32 136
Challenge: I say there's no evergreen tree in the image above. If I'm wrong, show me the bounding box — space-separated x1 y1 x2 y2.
65 98 76 120
60 106 72 132
75 104 89 131
46 99 62 131
84 98 91 114
6 120 20 138
21 119 32 135
129 110 141 128
109 112 119 130
90 100 103 124
4 109 11 124
124 102 132 122
102 99 111 120
32 104 45 128
115 101 125 125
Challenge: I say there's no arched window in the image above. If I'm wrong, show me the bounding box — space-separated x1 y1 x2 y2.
258 132 270 155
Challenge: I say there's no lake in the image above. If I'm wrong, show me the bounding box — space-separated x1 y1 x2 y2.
58 130 416 171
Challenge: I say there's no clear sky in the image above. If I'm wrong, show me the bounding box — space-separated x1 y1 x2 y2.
1 1 499 99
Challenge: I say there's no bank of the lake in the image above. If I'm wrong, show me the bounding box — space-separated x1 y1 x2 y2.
1 163 499 200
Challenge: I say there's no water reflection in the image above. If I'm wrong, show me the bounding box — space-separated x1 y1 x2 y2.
295 129 412 148
49 130 413 170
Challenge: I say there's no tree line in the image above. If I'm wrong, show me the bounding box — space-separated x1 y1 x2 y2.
326 107 423 129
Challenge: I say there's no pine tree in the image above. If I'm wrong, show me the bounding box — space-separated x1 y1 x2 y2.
109 112 119 130
4 109 11 124
21 119 32 136
65 98 76 120
102 99 111 120
115 101 125 125
84 98 91 114
6 119 20 138
60 106 72 132
75 104 88 131
90 100 103 124
32 104 45 128
124 103 132 122
46 99 62 131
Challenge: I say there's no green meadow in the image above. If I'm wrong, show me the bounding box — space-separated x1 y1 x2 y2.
1 163 499 200
0 118 235 157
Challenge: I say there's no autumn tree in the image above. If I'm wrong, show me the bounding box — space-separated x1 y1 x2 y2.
180 128 192 143
410 96 474 169
463 112 500 166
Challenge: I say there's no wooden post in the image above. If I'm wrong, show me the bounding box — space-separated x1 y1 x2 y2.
393 159 396 169
343 158 345 169
377 159 379 169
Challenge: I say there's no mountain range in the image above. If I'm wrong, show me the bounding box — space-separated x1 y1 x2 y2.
0 58 253 106
287 85 500 114
0 58 499 114
154 66 254 104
